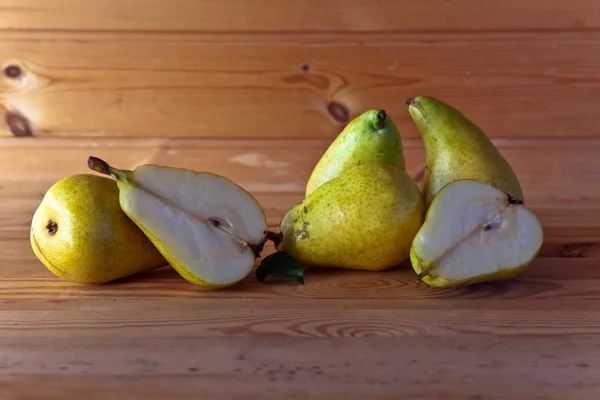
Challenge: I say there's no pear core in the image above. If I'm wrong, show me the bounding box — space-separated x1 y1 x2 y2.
411 179 543 287
88 157 269 288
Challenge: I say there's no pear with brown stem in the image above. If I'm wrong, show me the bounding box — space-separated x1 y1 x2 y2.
88 157 268 289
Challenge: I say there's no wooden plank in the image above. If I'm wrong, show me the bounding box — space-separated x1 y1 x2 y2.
0 0 598 33
2 137 600 400
2 297 600 339
5 296 600 313
1 138 599 300
1 256 599 301
2 33 600 138
0 337 598 400
2 137 599 240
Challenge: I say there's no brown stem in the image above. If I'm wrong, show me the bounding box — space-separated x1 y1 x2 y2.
88 156 129 182
373 109 387 130
415 270 429 282
506 194 524 205
249 242 266 259
88 156 113 176
267 231 283 249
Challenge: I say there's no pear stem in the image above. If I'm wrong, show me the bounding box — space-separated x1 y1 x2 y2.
373 109 387 130
506 194 524 205
87 156 118 179
87 156 267 257
404 98 417 106
415 270 429 282
88 156 130 182
267 231 283 248
249 242 266 259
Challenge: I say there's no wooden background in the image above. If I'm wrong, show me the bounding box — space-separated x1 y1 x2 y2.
1 1 600 399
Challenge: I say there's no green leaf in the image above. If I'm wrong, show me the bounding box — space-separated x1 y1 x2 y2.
255 251 304 285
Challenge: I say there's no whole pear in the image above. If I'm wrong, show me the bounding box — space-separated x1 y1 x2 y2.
30 174 167 284
278 164 424 271
305 109 405 197
406 96 523 209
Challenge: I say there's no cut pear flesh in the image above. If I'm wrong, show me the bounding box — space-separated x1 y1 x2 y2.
89 158 268 287
411 179 543 286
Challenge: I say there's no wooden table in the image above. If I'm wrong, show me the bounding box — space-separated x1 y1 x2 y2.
2 0 600 398
1 137 599 399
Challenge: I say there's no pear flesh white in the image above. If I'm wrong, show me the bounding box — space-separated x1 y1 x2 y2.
305 109 405 197
88 157 268 288
411 179 543 288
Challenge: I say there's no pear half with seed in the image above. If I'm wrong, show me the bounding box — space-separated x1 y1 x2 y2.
88 157 268 289
411 179 544 288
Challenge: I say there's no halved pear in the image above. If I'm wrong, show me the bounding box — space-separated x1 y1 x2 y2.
88 157 268 289
410 179 544 288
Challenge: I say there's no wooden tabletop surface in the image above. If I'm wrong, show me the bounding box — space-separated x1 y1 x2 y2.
1 137 599 399
2 1 600 398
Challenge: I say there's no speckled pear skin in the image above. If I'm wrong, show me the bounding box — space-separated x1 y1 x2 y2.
407 96 524 208
278 164 424 271
30 174 167 284
305 109 405 197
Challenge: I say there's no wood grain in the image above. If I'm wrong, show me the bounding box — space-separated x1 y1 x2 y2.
0 0 598 33
1 136 599 399
2 254 600 300
2 137 599 241
1 138 599 304
3 296 600 339
1 337 598 400
2 32 600 138
2 1 599 397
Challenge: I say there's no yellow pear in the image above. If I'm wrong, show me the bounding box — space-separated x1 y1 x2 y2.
277 164 424 271
30 174 167 284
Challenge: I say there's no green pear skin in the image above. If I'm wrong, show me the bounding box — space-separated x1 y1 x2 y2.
30 174 167 284
278 164 424 271
406 96 523 208
305 109 405 197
